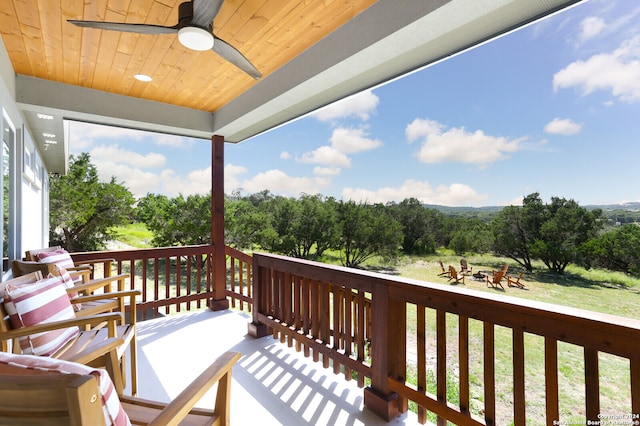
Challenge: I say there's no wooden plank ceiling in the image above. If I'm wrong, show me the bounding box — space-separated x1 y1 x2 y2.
0 0 377 113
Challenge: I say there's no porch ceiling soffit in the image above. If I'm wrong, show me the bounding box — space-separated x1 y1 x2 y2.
13 0 584 173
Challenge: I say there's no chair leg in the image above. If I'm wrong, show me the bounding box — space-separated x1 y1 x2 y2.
104 350 124 395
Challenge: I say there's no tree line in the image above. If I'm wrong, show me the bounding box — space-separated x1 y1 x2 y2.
50 153 640 276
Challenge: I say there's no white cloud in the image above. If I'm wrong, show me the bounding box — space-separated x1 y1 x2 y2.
239 169 331 196
342 179 488 206
579 16 606 43
280 151 292 160
93 161 160 198
160 167 211 197
329 127 382 154
406 118 525 165
312 90 379 122
224 164 248 194
297 127 381 168
298 146 351 167
90 145 167 168
544 118 583 135
553 35 640 103
313 167 341 176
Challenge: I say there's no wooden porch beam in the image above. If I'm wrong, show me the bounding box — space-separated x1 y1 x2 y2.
210 134 229 311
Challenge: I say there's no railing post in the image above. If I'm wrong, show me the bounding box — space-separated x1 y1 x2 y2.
364 281 404 421
209 134 229 311
248 254 268 337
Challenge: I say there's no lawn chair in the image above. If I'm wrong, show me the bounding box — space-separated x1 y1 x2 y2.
11 259 133 319
486 268 507 290
0 351 241 425
507 271 526 289
0 271 138 396
448 265 465 284
25 246 115 281
437 260 450 277
459 258 473 275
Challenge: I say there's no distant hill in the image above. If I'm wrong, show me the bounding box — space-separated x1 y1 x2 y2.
424 202 640 223
584 202 640 211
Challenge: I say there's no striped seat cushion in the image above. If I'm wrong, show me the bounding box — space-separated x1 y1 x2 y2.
3 276 80 356
0 352 131 426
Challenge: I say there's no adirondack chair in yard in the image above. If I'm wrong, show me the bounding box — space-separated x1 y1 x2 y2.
0 351 241 426
437 260 450 277
459 258 472 275
448 265 465 284
486 265 508 290
507 271 527 289
0 271 139 395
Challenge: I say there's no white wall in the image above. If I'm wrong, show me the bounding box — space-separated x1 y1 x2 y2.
0 38 49 277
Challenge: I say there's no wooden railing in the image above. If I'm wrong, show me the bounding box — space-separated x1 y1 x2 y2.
71 244 252 319
249 252 640 425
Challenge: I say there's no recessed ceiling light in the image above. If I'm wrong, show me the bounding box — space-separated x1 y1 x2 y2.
135 74 152 82
44 140 58 145
37 113 54 120
42 132 56 138
178 26 214 51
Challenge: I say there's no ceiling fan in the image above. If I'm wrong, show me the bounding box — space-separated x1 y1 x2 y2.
68 0 262 79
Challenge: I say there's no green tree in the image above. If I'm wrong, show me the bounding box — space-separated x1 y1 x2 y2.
137 193 211 247
50 153 134 251
256 194 339 259
337 200 403 267
581 224 640 276
389 198 437 254
530 197 602 274
224 197 271 250
448 218 493 255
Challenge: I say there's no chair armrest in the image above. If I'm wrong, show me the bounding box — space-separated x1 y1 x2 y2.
71 273 130 295
143 351 242 425
71 290 140 304
0 312 124 340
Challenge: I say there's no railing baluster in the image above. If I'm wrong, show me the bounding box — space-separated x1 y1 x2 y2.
459 315 470 416
357 289 366 388
436 310 446 426
632 358 640 415
584 348 600 422
513 328 526 425
484 322 496 426
417 305 427 423
545 337 559 424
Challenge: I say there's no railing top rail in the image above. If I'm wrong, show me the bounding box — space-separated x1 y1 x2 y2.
253 252 640 358
71 244 216 262
225 246 252 263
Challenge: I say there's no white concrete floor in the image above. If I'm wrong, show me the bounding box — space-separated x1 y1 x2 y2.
128 308 418 425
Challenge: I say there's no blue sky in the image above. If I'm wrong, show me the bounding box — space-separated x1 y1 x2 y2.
69 0 640 207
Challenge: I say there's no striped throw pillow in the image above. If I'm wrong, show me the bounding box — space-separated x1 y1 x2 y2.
47 267 82 311
36 249 82 283
0 352 131 426
3 276 80 356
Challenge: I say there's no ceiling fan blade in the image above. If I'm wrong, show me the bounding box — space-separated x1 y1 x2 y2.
68 20 178 35
192 0 224 28
212 36 262 79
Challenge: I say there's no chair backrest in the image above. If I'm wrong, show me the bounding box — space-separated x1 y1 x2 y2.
0 272 43 334
449 265 458 278
24 246 63 262
11 259 57 278
460 259 468 270
0 362 106 425
493 269 506 282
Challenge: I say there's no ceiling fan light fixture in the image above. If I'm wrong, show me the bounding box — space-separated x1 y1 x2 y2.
178 26 214 51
